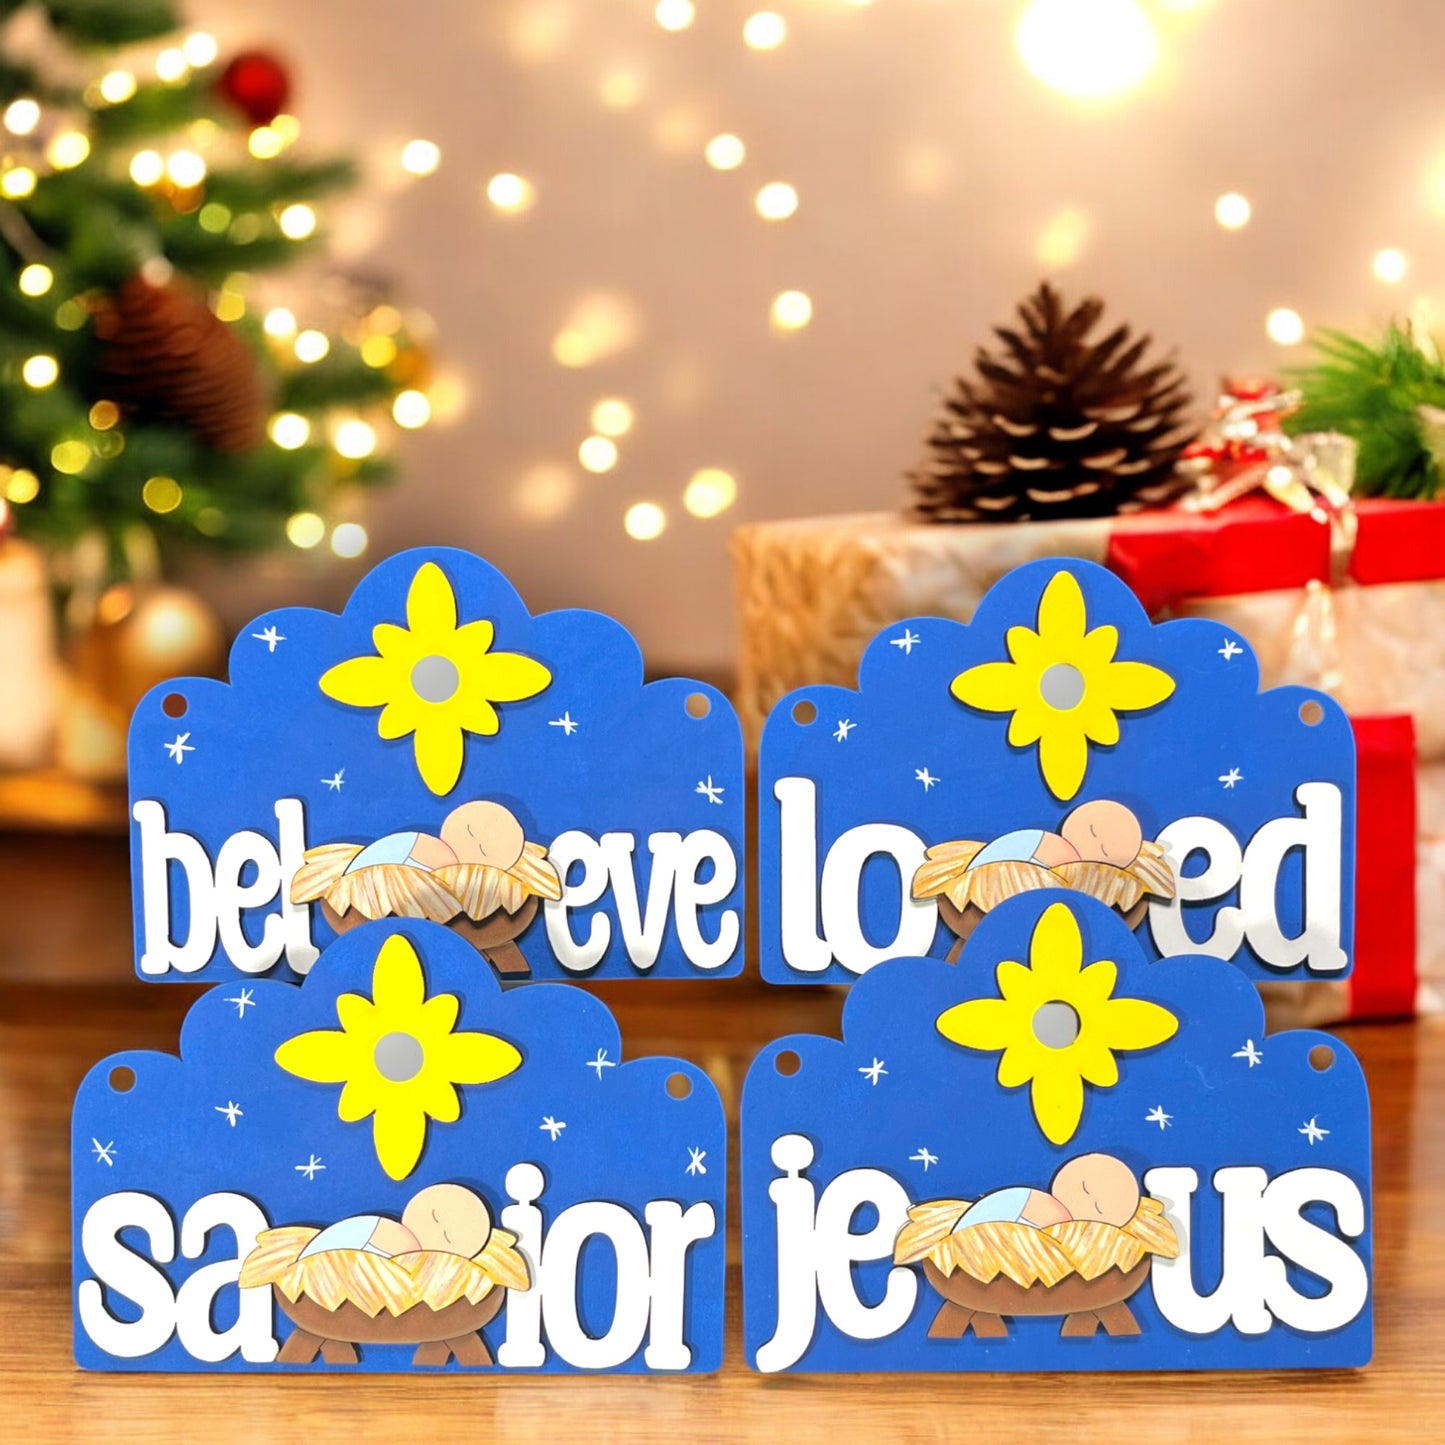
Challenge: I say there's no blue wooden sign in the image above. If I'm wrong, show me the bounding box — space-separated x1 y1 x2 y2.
128 547 743 984
757 558 1355 985
741 893 1371 1373
74 921 726 1373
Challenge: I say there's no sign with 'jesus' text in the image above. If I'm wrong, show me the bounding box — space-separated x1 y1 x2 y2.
128 547 744 984
756 558 1356 986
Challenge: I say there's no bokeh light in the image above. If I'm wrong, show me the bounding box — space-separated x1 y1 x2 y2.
487 172 536 214
1214 192 1252 230
683 468 738 518
1266 307 1306 346
755 181 799 220
624 501 667 540
1373 248 1408 284
1016 0 1158 99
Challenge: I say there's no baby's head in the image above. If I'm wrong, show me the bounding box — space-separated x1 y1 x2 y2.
439 800 525 871
1050 1153 1140 1227
1061 799 1143 868
401 1183 492 1258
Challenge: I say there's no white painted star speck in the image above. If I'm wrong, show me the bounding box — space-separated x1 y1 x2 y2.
860 1058 888 1085
686 1147 707 1177
1219 768 1243 789
910 1147 938 1171
164 732 194 764
550 712 579 736
1234 1039 1263 1067
1299 1116 1329 1145
215 1100 243 1127
915 767 939 791
834 719 856 742
1146 1105 1173 1129
540 1116 567 1141
252 625 285 652
586 1048 616 1079
295 1155 325 1181
1219 639 1243 661
891 629 920 655
226 988 255 1019
323 769 345 791
696 775 725 805
92 1139 115 1166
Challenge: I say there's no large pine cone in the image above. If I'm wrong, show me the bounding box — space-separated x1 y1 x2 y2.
92 273 269 453
910 282 1195 523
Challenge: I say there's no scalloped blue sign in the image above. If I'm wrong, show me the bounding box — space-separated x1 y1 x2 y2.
74 921 726 1373
741 893 1372 1373
128 547 744 984
757 558 1355 985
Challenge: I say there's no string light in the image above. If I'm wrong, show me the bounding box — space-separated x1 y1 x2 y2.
229 213 263 244
654 0 695 32
293 329 330 363
334 419 377 458
55 299 86 330
213 287 246 322
1 167 36 199
89 401 120 430
51 441 91 475
98 70 137 104
18 264 53 297
278 203 318 239
770 289 813 330
624 501 667 540
578 436 619 473
182 33 218 66
198 202 231 233
683 468 737 518
268 412 311 449
400 139 441 176
1266 307 1305 346
755 181 798 220
142 476 183 513
600 72 644 110
743 12 787 50
705 134 746 171
166 150 206 187
4 469 39 504
21 355 58 389
1214 192 1251 229
286 511 325 549
1036 207 1091 268
515 464 577 523
486 172 536 213
47 131 90 169
195 507 226 536
369 304 403 334
129 150 164 186
1373 248 1408 284
155 48 189 83
591 398 634 436
249 126 285 160
360 334 397 367
1015 0 1158 100
392 390 432 428
330 522 369 558
3 98 40 135
271 114 301 145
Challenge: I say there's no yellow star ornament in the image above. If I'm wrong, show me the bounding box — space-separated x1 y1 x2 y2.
936 901 1177 1146
950 569 1174 801
275 934 522 1180
320 561 551 796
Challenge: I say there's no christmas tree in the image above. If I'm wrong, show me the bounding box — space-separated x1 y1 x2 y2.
0 1 432 581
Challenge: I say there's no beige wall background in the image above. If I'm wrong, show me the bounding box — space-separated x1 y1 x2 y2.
191 0 1444 673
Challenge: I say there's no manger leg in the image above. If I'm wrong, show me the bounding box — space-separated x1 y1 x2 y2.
966 1312 1009 1339
319 1338 359 1364
944 937 964 965
484 941 531 977
1060 1311 1102 1338
928 1300 975 1339
277 1328 323 1364
1095 1301 1142 1337
413 1341 451 1367
446 1332 493 1367
1120 900 1149 931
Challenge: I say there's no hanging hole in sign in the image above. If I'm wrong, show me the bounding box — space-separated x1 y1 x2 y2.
1040 663 1086 710
666 1072 692 1099
1033 1000 1081 1049
1309 1043 1335 1072
162 693 187 718
774 1049 801 1076
1299 700 1324 726
792 699 817 726
109 1066 136 1093
685 692 711 719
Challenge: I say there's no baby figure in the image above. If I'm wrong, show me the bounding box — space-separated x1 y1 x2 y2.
952 1153 1141 1234
298 1183 494 1261
966 799 1143 874
342 800 526 877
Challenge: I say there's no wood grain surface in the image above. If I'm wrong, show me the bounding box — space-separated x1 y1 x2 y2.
1 830 1440 1441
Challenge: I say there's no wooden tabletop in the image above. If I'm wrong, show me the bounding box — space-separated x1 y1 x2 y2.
2 830 1442 1440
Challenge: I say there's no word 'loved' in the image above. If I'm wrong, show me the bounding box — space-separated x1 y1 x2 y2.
773 778 1346 976
132 800 738 976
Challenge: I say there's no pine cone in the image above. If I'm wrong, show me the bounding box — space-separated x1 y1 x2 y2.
910 282 1195 523
93 273 269 453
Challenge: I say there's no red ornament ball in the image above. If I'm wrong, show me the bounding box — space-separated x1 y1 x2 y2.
216 51 291 127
